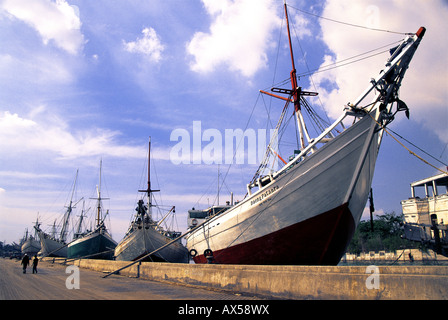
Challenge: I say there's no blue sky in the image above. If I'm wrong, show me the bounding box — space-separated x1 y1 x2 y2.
1 0 447 245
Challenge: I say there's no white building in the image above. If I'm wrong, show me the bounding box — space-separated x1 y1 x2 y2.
402 173 448 247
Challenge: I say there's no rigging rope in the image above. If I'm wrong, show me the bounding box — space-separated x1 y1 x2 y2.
261 39 403 92
287 4 413 36
367 112 448 175
298 42 402 78
387 127 448 169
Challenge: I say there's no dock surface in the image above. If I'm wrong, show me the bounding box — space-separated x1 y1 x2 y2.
3 257 447 300
0 258 261 300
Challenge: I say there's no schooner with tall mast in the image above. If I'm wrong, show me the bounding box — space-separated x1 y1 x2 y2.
185 1 426 265
35 170 81 257
114 137 188 263
67 160 117 260
21 215 41 257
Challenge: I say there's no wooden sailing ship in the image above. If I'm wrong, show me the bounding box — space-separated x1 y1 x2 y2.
114 137 189 263
21 218 41 257
35 170 80 257
186 2 426 265
67 160 117 260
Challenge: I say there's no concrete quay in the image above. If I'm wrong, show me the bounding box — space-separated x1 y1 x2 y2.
58 258 448 300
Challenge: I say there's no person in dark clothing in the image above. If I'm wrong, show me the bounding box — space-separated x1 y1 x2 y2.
21 254 30 274
32 255 39 274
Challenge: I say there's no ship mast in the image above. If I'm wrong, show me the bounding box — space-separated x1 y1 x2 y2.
138 137 160 219
260 1 317 151
97 160 102 227
75 200 86 238
91 160 108 228
284 1 299 110
284 1 316 150
60 169 78 242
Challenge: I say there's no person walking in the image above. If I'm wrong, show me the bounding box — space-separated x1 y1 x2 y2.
21 254 30 274
32 255 39 274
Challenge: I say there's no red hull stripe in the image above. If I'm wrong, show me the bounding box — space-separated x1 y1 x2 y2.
193 203 355 265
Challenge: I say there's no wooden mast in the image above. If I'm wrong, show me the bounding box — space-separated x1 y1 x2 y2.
138 137 159 219
97 160 101 227
90 159 109 228
284 1 307 149
284 0 298 111
60 169 78 241
260 1 318 151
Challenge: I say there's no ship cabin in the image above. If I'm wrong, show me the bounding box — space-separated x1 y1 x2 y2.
402 173 448 225
401 173 448 249
187 205 232 229
247 173 274 196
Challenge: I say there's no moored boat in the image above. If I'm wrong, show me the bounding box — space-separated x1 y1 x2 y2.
35 170 80 257
67 160 117 260
114 138 189 263
21 221 41 257
67 225 117 260
185 2 426 265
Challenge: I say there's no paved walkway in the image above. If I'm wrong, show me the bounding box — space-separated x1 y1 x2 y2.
0 258 263 300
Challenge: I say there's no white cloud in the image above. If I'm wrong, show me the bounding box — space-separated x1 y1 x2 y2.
0 171 60 180
310 0 448 143
0 111 145 161
186 0 281 77
0 52 75 89
1 0 85 55
292 11 312 39
123 27 165 63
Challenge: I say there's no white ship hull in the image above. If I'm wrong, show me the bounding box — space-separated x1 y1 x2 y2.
37 231 68 257
21 239 41 256
186 114 380 265
114 226 189 263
